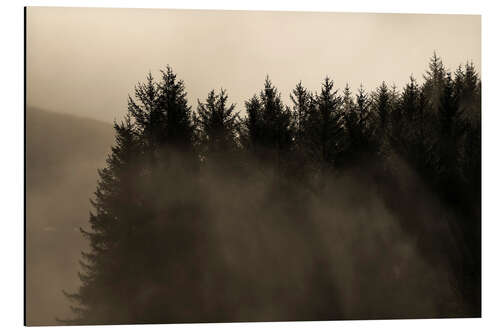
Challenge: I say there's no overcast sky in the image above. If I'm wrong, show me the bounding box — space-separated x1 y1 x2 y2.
26 7 481 123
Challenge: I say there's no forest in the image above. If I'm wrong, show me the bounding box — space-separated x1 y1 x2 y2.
61 53 481 324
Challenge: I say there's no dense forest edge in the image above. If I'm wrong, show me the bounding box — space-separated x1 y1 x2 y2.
59 53 481 324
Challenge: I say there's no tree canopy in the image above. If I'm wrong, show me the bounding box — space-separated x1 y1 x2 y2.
62 54 481 324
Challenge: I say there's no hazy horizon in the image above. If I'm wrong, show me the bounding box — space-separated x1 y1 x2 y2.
26 7 480 123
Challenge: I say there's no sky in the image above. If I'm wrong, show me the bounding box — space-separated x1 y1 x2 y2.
26 7 481 123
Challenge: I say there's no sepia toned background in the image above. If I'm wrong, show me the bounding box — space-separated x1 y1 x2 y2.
27 8 480 122
25 7 480 325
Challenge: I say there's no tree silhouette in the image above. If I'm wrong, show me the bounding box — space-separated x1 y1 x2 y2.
62 116 146 324
196 89 239 159
240 77 293 173
372 81 391 148
302 77 343 170
63 54 481 324
290 81 312 140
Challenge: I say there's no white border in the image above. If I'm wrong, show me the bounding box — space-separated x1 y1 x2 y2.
2 0 499 332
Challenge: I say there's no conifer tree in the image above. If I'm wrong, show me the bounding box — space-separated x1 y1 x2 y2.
127 72 160 150
436 72 463 196
460 62 481 196
372 81 391 147
196 89 239 159
127 67 194 153
303 77 343 168
157 66 194 151
259 76 293 155
61 54 482 323
241 95 262 153
63 116 145 324
423 52 446 111
461 62 481 120
241 77 293 171
354 84 373 147
343 84 374 162
290 81 312 140
63 67 202 324
390 76 418 160
341 84 355 117
454 65 465 101
400 77 419 124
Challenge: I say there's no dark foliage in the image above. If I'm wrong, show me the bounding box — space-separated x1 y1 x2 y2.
63 54 481 324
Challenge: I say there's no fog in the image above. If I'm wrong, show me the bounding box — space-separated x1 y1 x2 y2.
186 158 463 320
26 107 114 325
25 7 480 325
25 127 468 323
26 7 480 122
54 148 464 323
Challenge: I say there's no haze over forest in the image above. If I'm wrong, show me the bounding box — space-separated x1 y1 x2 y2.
25 8 481 326
26 107 114 325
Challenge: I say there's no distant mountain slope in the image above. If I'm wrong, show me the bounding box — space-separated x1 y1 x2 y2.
26 106 115 326
26 106 115 189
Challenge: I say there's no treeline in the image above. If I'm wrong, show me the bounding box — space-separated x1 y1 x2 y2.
62 53 481 324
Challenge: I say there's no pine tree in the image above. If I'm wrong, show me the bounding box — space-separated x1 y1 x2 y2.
390 76 418 159
62 116 146 324
241 77 293 172
127 72 160 150
240 94 262 153
259 76 293 155
423 52 446 111
302 77 343 168
157 66 194 151
460 62 481 194
127 67 195 165
196 89 239 159
355 84 373 147
290 81 312 140
341 84 355 117
435 72 463 197
342 84 374 163
61 55 482 323
372 81 391 147
461 62 481 121
453 65 465 101
63 67 203 324
401 76 419 124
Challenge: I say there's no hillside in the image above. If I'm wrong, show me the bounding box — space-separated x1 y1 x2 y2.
26 107 114 325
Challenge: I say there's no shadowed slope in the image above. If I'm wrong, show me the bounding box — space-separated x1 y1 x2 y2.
26 107 114 325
